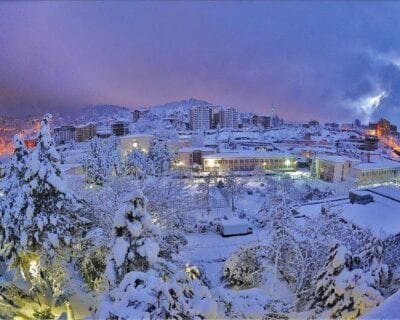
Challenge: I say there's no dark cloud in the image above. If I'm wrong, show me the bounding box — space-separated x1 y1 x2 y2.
0 2 400 125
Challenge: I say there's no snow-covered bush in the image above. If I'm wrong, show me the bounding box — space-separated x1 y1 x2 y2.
158 229 188 260
223 243 272 289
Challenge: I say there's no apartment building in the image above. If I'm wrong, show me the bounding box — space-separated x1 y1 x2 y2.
54 125 76 144
189 106 212 130
75 123 97 142
111 121 130 136
219 107 239 129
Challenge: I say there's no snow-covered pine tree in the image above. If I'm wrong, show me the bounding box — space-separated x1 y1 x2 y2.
2 114 86 262
84 138 110 186
0 135 30 254
312 242 384 319
105 189 160 287
0 114 87 317
358 237 390 292
147 140 172 175
98 189 217 319
126 148 147 178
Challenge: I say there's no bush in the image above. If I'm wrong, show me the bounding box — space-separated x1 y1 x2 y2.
223 243 271 288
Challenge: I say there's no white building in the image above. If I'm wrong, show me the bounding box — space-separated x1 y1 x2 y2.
189 106 212 130
178 147 216 167
202 151 296 172
314 155 360 183
219 107 238 129
352 160 400 185
117 134 154 157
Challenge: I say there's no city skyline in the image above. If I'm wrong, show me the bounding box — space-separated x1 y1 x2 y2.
1 2 400 126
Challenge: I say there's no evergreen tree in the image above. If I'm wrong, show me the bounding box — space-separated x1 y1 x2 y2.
98 189 217 319
0 135 30 251
126 148 147 178
312 242 383 319
84 138 110 186
147 140 172 175
2 114 85 261
105 189 160 287
0 114 87 317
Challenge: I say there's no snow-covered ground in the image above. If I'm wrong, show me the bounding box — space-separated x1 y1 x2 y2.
297 190 400 237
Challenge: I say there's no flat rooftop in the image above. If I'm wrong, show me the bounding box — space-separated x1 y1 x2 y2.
202 151 295 159
297 187 400 237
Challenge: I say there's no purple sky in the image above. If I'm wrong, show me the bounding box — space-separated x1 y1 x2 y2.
1 1 400 125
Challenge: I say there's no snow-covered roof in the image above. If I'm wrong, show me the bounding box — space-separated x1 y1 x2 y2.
179 147 216 153
203 151 295 159
316 154 359 163
297 189 400 237
353 159 400 171
118 134 154 139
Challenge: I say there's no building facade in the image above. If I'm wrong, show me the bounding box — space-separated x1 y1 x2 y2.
54 125 76 144
75 123 97 142
314 155 360 183
178 147 216 167
117 134 154 157
203 152 296 172
112 121 130 136
189 106 212 130
219 107 239 129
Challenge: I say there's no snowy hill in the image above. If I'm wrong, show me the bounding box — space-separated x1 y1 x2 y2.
56 104 133 125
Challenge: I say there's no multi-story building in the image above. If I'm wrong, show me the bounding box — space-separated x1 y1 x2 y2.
111 121 130 136
219 107 239 129
212 111 220 129
369 118 397 137
202 151 296 172
313 155 360 183
75 123 97 142
352 160 400 185
178 147 216 167
53 125 76 144
189 106 212 130
251 115 271 128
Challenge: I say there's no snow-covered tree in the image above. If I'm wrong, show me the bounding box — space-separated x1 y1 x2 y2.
147 140 172 175
2 114 85 261
98 190 217 319
221 171 246 211
312 242 384 319
105 190 160 287
126 148 147 178
0 114 87 318
84 137 124 186
84 138 110 186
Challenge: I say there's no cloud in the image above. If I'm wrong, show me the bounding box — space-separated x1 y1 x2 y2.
0 2 399 126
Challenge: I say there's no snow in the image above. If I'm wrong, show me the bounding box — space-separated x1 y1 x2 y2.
297 190 400 237
362 290 400 319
